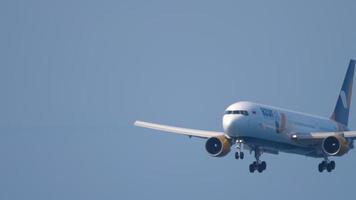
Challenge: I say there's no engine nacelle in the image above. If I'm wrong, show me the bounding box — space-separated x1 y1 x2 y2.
322 135 350 156
205 135 231 157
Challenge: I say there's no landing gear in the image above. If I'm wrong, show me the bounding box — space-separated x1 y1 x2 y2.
235 152 244 159
318 159 335 173
249 148 267 173
240 152 244 159
249 161 267 173
234 139 244 160
234 141 267 173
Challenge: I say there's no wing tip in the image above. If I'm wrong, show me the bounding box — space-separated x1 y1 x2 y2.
133 120 143 126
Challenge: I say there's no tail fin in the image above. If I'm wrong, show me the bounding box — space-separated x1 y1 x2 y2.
331 59 355 126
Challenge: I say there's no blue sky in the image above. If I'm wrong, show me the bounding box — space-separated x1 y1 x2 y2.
1 0 356 199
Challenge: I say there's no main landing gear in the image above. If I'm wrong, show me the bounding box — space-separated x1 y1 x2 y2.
318 158 335 173
249 148 267 173
234 140 267 173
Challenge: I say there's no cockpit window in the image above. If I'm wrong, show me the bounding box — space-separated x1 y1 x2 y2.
224 110 249 116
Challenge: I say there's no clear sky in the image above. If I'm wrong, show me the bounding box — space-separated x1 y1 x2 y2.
1 0 356 199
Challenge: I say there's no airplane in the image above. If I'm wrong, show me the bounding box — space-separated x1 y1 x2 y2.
134 59 356 173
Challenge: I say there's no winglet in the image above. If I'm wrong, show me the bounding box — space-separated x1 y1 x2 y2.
331 59 355 126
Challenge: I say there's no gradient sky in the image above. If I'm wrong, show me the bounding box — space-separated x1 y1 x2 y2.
1 0 356 200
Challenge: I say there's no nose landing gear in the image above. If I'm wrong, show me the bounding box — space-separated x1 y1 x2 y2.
235 151 244 159
235 152 245 160
234 140 244 159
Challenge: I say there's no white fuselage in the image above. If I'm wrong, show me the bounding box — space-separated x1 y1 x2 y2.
223 101 347 157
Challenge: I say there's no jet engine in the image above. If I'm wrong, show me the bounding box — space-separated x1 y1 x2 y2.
322 135 350 156
205 135 231 157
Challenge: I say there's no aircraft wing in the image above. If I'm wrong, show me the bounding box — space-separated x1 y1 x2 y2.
291 131 356 140
134 120 225 139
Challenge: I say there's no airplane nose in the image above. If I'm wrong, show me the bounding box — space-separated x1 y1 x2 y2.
223 115 247 137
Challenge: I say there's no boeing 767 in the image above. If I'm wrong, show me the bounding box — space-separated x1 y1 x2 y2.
135 60 356 173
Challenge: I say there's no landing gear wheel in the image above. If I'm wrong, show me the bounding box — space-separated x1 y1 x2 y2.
326 164 333 172
235 152 244 160
235 152 239 159
256 161 266 173
249 163 255 173
330 161 335 170
257 164 264 173
318 160 336 172
240 152 244 159
261 161 267 170
326 161 335 172
318 163 324 172
249 161 266 173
